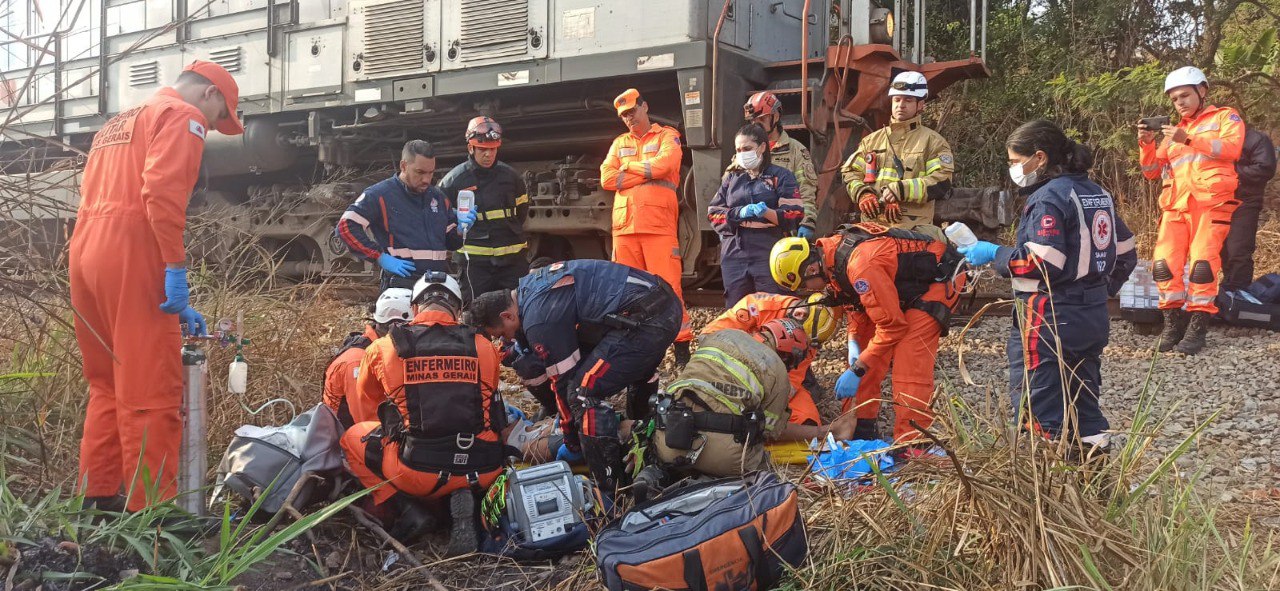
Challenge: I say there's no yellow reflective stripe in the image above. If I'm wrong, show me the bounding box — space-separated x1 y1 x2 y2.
904 178 928 203
692 346 763 396
515 194 529 206
923 158 943 176
479 208 513 220
666 378 746 415
459 242 529 256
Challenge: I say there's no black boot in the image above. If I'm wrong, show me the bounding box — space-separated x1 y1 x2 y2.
1156 308 1188 352
445 490 478 557
851 419 881 441
84 494 127 513
673 341 692 369
1174 311 1210 355
385 493 437 544
631 464 668 504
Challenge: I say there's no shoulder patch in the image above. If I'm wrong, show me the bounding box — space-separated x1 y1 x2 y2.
734 308 752 323
939 154 953 165
1040 215 1056 229
1091 210 1113 249
188 119 206 140
549 262 565 271
853 279 871 294
1229 113 1242 122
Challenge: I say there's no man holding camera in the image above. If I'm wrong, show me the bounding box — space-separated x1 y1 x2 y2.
1138 66 1245 355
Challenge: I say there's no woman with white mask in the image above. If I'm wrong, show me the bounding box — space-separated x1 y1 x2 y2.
958 119 1138 463
708 123 805 306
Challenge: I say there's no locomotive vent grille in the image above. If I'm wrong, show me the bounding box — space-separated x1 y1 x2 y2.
361 0 425 75
460 0 528 62
128 61 160 87
208 47 242 73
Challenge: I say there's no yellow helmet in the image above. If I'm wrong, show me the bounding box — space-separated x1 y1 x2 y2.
770 237 821 292
800 293 838 343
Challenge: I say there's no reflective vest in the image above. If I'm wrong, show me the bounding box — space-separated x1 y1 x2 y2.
1139 105 1245 211
840 116 954 228
600 123 683 236
379 322 506 475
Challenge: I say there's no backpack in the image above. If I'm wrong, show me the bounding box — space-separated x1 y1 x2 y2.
211 404 344 514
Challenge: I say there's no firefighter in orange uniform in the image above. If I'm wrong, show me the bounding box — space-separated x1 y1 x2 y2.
71 61 242 512
702 292 838 429
1139 66 1245 355
601 88 694 365
341 272 506 555
770 225 966 449
322 288 413 429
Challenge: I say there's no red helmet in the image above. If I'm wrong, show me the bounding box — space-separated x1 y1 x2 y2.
754 318 810 370
743 91 782 120
465 116 502 148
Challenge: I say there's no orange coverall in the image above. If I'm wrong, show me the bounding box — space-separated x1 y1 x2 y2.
340 310 503 505
1140 105 1245 313
322 326 380 426
71 88 208 510
816 233 963 442
702 293 822 426
601 123 693 342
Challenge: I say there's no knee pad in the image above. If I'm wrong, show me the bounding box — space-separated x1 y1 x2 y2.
1189 260 1214 284
1152 259 1174 282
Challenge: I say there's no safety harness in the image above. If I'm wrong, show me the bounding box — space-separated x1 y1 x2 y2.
829 224 965 333
655 346 774 467
362 322 506 495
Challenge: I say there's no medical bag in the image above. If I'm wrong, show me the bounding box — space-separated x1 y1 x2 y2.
594 471 806 591
211 404 344 514
1217 290 1280 331
1245 273 1280 304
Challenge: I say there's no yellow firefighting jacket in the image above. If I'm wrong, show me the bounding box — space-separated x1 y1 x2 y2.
725 130 818 230
840 116 954 228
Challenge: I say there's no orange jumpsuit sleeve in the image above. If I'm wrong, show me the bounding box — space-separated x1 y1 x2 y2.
356 341 394 417
1187 109 1245 162
845 242 907 373
1138 139 1169 180
625 127 682 182
142 108 208 264
601 136 646 191
476 336 502 398
322 358 346 412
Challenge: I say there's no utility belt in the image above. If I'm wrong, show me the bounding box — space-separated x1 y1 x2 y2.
369 402 504 476
658 400 765 455
602 275 676 331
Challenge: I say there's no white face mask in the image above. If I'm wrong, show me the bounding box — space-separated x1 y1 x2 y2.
737 149 761 170
1009 159 1041 187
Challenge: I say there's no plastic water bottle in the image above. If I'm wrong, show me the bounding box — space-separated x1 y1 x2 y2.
457 190 475 239
944 222 978 248
228 354 248 395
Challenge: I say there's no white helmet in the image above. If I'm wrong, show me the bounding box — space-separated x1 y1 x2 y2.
373 288 413 324
411 271 463 308
888 71 928 99
1164 66 1208 93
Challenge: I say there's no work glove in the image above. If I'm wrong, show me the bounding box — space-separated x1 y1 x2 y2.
377 253 416 277
834 368 862 400
858 192 880 218
555 444 583 463
738 202 768 220
958 241 1000 266
159 267 190 314
178 306 207 337
797 226 816 240
882 201 902 224
456 209 477 233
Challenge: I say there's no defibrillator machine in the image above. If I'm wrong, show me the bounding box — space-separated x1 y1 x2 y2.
506 461 594 542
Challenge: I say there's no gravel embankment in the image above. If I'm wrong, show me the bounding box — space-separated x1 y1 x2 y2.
678 306 1280 500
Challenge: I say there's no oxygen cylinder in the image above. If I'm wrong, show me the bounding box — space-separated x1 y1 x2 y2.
228 354 248 395
180 343 209 516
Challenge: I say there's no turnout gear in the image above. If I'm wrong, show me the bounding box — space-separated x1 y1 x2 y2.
704 293 830 426
438 155 530 301
1174 311 1211 355
652 330 792 476
465 116 502 148
340 310 505 506
995 175 1138 441
322 326 380 429
1221 127 1277 291
1157 308 1189 352
72 65 241 511
815 223 967 442
1141 101 1245 314
336 175 463 289
841 116 954 228
888 71 929 99
601 117 692 342
709 164 805 304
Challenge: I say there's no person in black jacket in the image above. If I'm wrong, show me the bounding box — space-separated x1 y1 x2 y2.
1221 126 1277 292
439 116 531 303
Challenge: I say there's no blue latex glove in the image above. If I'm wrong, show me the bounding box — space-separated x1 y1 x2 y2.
457 209 477 233
958 241 1000 266
834 368 862 400
738 202 768 220
797 226 816 240
505 404 526 423
178 306 207 337
159 268 189 314
377 253 416 277
555 444 583 463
